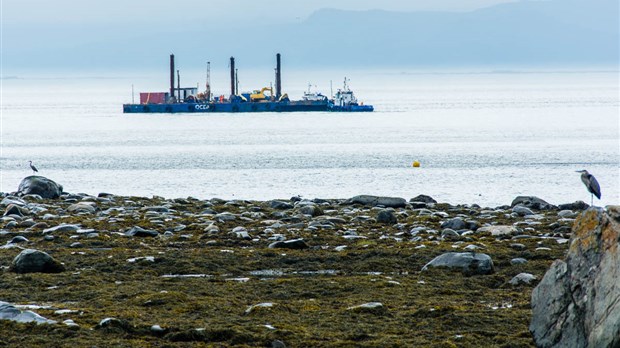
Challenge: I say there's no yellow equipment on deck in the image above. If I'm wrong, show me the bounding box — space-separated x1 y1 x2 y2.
250 87 273 102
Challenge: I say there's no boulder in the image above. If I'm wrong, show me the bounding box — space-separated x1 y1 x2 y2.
0 301 56 324
510 196 554 210
530 207 620 348
558 201 589 211
299 205 322 217
441 217 467 230
410 195 437 204
345 195 407 208
268 238 309 249
477 225 519 237
3 204 29 217
125 226 159 237
376 209 397 224
10 249 65 273
67 203 96 214
270 200 294 210
512 205 534 216
509 273 536 285
422 252 494 275
17 176 63 199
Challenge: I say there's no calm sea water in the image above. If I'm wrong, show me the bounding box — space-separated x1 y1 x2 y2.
1 69 618 207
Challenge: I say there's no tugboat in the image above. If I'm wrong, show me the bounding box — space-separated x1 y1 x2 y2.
302 84 328 102
122 54 373 114
328 78 374 112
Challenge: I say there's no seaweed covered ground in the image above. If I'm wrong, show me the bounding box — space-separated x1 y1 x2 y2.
0 193 577 347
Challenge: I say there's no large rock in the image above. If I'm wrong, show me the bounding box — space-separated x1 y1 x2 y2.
345 195 406 208
17 176 63 199
410 195 437 204
0 301 56 324
10 249 65 273
268 238 309 249
510 196 554 210
477 225 519 237
376 209 397 224
422 252 494 275
440 217 468 230
530 207 620 348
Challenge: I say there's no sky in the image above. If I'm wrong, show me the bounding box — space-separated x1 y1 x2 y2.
1 0 618 72
3 0 516 25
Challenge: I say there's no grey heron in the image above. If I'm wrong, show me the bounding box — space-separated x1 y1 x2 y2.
28 161 38 175
576 170 601 206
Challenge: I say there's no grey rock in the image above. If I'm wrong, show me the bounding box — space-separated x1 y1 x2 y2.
511 257 528 265
530 208 620 348
125 226 159 237
271 339 288 348
422 252 494 275
142 206 170 213
0 301 56 324
477 225 519 237
345 195 407 208
270 200 294 210
17 176 63 199
509 273 537 285
441 217 467 230
558 210 577 218
10 249 65 273
558 201 589 211
0 197 26 206
299 205 322 217
410 194 437 204
512 205 534 216
376 209 397 224
441 228 461 240
9 236 29 244
215 212 237 222
511 196 555 210
347 302 385 312
268 238 309 249
4 204 29 217
67 203 96 214
409 201 428 209
43 224 80 234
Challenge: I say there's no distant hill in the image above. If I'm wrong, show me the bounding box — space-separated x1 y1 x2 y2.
4 0 618 71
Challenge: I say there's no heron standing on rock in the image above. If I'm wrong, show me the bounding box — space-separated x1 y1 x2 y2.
576 170 601 206
28 161 38 175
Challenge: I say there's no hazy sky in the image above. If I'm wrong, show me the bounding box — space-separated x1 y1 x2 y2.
3 0 516 26
2 0 617 71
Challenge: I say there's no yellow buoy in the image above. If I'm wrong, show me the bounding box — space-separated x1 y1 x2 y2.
412 161 420 168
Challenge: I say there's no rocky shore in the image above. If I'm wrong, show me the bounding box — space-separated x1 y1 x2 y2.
0 176 615 347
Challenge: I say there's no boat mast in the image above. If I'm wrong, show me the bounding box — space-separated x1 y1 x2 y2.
275 53 282 99
206 61 211 101
230 57 235 98
169 54 175 102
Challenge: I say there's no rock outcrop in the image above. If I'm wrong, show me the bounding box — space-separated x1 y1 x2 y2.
10 249 65 273
511 196 555 210
344 195 407 208
530 207 620 348
422 252 494 275
17 176 63 199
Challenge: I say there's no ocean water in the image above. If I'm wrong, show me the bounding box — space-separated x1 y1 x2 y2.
1 69 618 207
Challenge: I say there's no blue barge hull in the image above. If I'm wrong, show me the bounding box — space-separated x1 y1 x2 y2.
123 101 373 113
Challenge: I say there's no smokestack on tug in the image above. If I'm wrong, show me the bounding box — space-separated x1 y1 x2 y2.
275 53 282 99
169 54 175 102
230 57 236 98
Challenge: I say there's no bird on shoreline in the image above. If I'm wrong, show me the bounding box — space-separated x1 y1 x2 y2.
28 161 38 175
576 170 601 206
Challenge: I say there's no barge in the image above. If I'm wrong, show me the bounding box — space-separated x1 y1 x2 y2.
123 54 373 114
